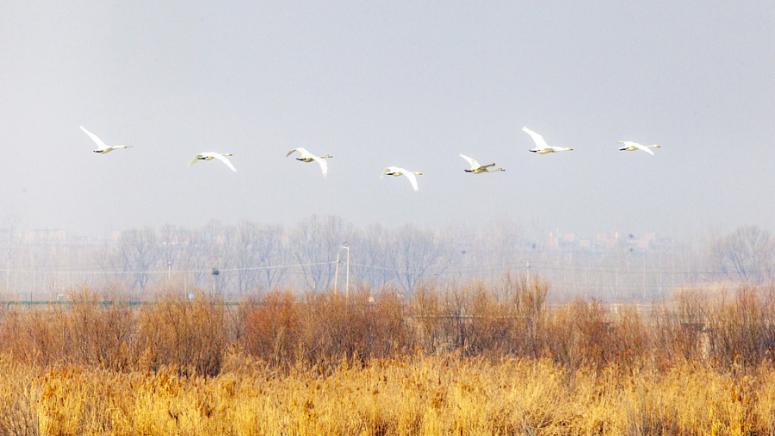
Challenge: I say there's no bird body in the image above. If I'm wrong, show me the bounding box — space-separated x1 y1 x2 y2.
80 126 131 154
460 154 505 173
383 166 423 191
522 126 574 154
618 141 661 156
287 147 333 176
190 152 237 172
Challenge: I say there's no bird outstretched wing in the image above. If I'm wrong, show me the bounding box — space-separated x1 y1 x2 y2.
620 141 655 156
403 171 419 192
311 155 328 176
212 153 237 172
522 126 549 149
459 154 480 169
80 126 108 149
287 147 310 158
634 143 655 156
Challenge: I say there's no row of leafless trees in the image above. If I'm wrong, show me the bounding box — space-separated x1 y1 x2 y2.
111 217 455 296
0 218 773 301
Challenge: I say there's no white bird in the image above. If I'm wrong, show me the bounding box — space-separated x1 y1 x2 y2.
460 154 505 174
80 126 131 154
286 147 333 176
522 126 574 154
383 166 424 191
618 141 661 156
190 152 237 172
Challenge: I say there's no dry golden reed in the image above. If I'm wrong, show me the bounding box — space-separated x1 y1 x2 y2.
2 354 775 435
0 280 774 434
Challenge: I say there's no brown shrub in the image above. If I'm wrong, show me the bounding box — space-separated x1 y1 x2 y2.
0 291 135 369
239 291 301 365
135 293 226 376
0 281 775 377
707 285 775 367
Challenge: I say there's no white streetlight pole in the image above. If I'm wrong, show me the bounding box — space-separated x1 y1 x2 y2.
343 245 350 304
333 244 351 302
333 251 341 294
526 260 531 283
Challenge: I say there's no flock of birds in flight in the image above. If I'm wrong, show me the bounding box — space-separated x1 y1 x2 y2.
80 125 662 192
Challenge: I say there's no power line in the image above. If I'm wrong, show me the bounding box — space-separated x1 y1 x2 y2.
0 261 337 276
348 262 769 277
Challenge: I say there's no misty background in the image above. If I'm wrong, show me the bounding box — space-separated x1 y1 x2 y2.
0 1 773 300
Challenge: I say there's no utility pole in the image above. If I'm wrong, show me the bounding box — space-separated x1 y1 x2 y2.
641 254 647 302
344 244 350 305
526 260 531 284
30 251 35 304
211 267 220 300
333 244 351 304
333 251 341 294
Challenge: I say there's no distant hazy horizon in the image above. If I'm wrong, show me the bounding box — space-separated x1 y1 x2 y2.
1 1 773 238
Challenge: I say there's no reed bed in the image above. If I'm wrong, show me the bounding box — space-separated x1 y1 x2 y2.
1 279 774 434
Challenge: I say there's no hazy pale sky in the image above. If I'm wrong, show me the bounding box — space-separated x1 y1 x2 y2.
1 0 773 237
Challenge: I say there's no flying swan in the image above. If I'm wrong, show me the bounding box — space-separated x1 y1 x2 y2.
287 147 333 176
460 154 505 173
618 141 661 156
80 126 131 154
522 126 574 154
190 152 237 172
383 166 423 191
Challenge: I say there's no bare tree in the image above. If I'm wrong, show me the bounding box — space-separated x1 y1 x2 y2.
391 225 449 295
227 222 288 295
350 224 397 289
712 226 774 282
290 216 353 291
0 225 18 295
165 222 226 294
254 224 288 290
226 223 260 296
158 225 186 278
115 228 160 294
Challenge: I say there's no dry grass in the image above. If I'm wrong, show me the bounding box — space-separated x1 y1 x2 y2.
3 354 775 435
1 280 775 434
